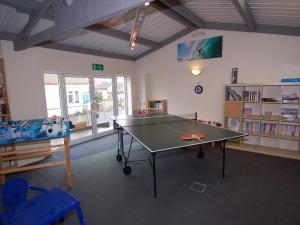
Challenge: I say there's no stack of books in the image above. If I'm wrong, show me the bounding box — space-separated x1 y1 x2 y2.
262 98 278 102
150 101 162 109
243 108 252 117
260 123 280 136
243 121 259 133
227 88 241 101
282 93 299 103
243 91 260 101
0 104 6 114
281 125 300 137
281 108 298 121
0 72 3 83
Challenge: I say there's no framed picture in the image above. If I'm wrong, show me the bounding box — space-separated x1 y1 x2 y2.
177 36 223 62
231 68 238 84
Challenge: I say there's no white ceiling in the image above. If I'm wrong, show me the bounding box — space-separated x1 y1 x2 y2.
113 7 186 42
248 0 300 27
181 0 245 24
0 0 299 60
60 31 150 57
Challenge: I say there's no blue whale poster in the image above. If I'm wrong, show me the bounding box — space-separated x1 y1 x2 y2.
177 36 223 62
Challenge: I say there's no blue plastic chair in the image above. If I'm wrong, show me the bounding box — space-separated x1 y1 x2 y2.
0 178 87 225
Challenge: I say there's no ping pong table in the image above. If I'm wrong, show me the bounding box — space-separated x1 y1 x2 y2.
112 113 246 198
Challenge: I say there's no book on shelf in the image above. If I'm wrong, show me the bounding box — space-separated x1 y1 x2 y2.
259 123 299 137
282 93 299 103
0 104 6 115
243 108 252 117
0 72 3 83
243 121 259 133
227 88 241 101
150 101 162 109
280 125 300 137
243 91 260 101
281 108 298 121
262 98 278 102
259 123 280 136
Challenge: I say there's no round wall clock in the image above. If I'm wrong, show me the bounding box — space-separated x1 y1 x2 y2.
194 85 203 95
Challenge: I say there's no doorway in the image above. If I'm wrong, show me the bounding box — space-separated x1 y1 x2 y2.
44 73 128 144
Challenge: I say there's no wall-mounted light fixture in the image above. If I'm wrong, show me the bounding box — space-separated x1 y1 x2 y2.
191 69 202 76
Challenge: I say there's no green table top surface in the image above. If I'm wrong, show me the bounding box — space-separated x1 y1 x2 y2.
113 115 246 153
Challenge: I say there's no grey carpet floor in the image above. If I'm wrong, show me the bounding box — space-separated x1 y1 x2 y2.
3 134 300 225
57 134 133 160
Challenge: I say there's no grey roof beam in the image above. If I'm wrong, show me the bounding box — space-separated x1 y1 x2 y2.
42 43 135 61
0 0 54 20
205 22 300 36
231 0 256 31
158 0 205 28
0 0 158 47
14 0 154 51
0 31 16 41
19 0 54 38
135 28 194 60
151 1 197 29
86 24 159 48
256 25 300 36
205 22 249 32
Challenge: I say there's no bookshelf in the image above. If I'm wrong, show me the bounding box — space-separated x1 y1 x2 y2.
146 99 168 113
224 83 300 160
0 58 10 122
0 58 13 183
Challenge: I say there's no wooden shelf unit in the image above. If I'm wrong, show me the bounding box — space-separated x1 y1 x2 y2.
0 58 10 122
224 83 300 160
146 99 168 113
0 137 72 188
0 59 72 187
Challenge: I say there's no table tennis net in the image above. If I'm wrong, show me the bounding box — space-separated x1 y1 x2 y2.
114 113 197 127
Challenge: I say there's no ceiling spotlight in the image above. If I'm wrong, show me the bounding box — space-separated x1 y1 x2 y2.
130 41 136 50
144 2 150 6
129 6 145 50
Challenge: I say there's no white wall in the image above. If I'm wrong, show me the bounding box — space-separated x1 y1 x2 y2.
0 40 135 120
133 29 300 122
2 29 300 122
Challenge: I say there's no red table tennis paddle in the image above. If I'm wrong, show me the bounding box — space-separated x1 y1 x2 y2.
180 133 205 140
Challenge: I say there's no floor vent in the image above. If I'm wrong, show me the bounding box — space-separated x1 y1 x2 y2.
190 181 207 193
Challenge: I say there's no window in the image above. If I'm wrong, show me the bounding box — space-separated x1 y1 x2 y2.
75 91 79 103
117 76 127 115
43 73 62 117
43 73 129 140
68 91 74 104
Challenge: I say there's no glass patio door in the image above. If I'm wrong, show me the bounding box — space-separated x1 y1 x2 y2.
93 77 114 134
63 76 93 140
116 76 127 116
44 73 128 143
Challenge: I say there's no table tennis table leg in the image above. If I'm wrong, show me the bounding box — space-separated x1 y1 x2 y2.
116 129 123 162
119 129 124 158
222 140 226 178
151 153 157 198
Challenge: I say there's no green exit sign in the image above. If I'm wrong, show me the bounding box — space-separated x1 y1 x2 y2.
92 63 104 71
